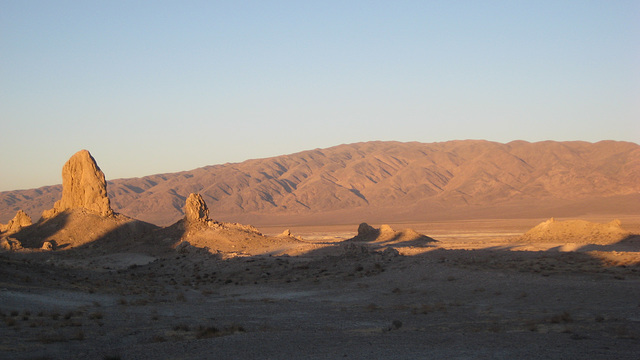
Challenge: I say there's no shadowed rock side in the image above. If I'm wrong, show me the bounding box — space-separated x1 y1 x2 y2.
42 149 113 219
0 210 32 235
12 209 157 250
346 222 437 248
516 218 638 245
163 193 310 257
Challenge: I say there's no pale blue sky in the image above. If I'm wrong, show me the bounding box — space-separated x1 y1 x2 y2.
1 1 638 191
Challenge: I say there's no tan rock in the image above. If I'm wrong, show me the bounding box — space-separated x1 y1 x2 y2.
42 150 113 218
0 237 22 251
349 223 436 247
0 210 32 234
184 193 209 222
281 229 292 237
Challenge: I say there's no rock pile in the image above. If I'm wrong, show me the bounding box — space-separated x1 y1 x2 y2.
42 150 113 218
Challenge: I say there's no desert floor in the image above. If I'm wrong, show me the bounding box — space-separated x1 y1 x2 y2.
1 216 639 359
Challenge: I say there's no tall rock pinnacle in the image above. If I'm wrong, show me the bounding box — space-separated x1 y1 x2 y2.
184 193 210 223
42 150 113 218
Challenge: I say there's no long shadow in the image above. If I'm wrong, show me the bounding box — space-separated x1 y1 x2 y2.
7 210 162 254
555 234 640 252
8 211 72 249
4 210 639 280
292 226 640 277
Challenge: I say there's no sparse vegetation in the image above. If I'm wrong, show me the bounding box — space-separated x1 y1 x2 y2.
550 311 573 324
89 312 104 320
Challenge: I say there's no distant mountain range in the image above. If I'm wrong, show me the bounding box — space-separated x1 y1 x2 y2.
2 140 639 226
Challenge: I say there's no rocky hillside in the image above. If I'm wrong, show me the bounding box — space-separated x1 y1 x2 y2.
2 140 639 226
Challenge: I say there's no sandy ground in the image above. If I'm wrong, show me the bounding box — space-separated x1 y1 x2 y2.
1 217 639 359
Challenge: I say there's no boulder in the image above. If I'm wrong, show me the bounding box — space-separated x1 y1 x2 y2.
41 241 55 251
42 150 113 218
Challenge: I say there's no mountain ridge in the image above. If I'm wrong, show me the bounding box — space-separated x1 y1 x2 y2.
2 140 639 226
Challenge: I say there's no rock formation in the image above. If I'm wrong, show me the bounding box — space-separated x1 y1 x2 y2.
42 150 113 218
357 223 378 237
348 222 436 247
184 193 210 223
0 237 22 251
0 210 32 234
517 218 634 245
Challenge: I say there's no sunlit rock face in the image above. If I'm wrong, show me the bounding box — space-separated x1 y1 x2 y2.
0 210 32 234
42 149 113 218
184 193 210 223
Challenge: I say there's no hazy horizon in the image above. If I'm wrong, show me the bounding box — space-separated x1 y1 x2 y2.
1 1 638 191
1 138 639 193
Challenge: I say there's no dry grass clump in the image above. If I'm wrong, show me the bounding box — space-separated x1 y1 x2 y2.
410 302 448 315
195 324 245 339
549 311 573 324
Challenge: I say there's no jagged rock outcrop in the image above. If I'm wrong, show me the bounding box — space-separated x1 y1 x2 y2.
42 150 113 219
184 193 210 223
0 210 32 234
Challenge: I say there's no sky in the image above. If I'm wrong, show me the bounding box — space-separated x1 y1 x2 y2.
1 1 638 191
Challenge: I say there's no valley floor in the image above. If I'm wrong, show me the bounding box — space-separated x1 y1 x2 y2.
1 217 639 359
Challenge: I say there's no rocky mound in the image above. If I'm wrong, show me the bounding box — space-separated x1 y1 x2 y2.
0 210 32 235
346 223 437 248
162 193 305 257
42 149 113 219
165 194 308 257
517 218 635 245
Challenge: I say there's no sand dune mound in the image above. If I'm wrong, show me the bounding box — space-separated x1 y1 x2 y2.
517 218 635 245
164 193 307 257
346 223 437 248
